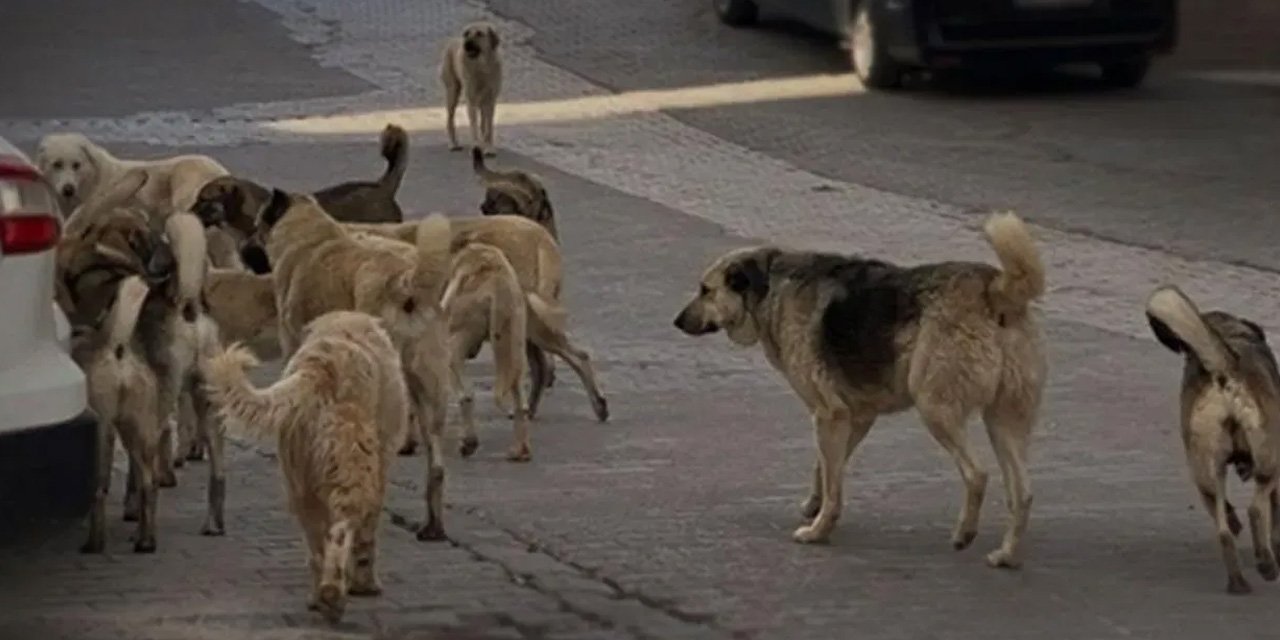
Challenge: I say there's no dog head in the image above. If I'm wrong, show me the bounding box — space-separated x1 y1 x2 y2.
472 148 557 237
461 22 500 58
36 133 102 211
192 176 268 238
674 247 777 347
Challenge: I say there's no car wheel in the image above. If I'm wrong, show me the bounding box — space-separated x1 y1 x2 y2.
850 2 904 90
713 0 759 27
1100 55 1151 88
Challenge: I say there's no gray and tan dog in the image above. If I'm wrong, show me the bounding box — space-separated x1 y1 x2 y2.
473 148 557 240
1146 285 1280 594
441 22 503 156
674 213 1047 569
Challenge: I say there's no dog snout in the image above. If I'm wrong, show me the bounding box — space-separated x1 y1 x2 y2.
479 199 497 215
674 306 716 335
192 200 224 227
60 184 76 198
463 40 481 56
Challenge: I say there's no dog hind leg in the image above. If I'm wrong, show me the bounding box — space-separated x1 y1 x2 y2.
919 404 988 551
442 66 463 151
192 379 226 536
982 401 1035 569
530 327 608 422
80 422 116 553
1249 475 1279 581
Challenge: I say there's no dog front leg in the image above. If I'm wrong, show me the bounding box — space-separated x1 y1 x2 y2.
793 410 871 544
466 103 481 148
192 380 226 536
155 409 179 488
416 398 448 542
479 99 497 156
451 354 479 457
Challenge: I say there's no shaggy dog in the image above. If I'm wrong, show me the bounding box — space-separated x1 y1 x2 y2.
674 213 1046 569
36 132 227 222
253 188 453 541
441 22 503 156
191 124 409 232
473 148 558 241
1146 285 1280 594
203 311 409 623
56 186 226 538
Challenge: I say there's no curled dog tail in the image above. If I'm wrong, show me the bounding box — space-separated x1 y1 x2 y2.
378 124 410 196
107 276 150 355
413 214 453 305
164 211 208 319
1146 285 1233 375
202 343 293 442
984 212 1045 318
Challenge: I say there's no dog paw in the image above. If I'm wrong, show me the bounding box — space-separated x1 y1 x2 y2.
348 582 383 597
1258 560 1279 581
592 396 610 423
1227 574 1253 595
799 496 821 520
416 522 447 542
172 458 185 469
459 435 480 458
200 523 226 537
791 524 830 545
157 471 178 488
315 584 346 624
184 448 205 462
133 538 157 554
985 548 1021 570
506 444 532 463
397 442 418 457
951 530 978 551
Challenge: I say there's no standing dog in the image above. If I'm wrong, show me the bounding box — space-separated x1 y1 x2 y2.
674 213 1047 569
36 132 227 222
203 311 409 623
441 22 503 156
254 189 454 541
1146 285 1280 594
191 124 409 230
473 148 557 240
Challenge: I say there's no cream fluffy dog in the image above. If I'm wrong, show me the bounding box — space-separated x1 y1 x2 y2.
203 311 409 623
36 132 228 221
441 22 503 156
254 189 454 541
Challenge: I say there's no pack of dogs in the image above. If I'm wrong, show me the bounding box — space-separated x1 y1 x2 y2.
27 20 1280 623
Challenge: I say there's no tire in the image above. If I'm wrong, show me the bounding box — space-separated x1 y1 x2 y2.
713 0 759 27
850 2 904 90
1100 55 1151 89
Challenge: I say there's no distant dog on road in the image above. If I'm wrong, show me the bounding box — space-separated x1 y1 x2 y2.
191 124 409 232
203 311 409 623
36 132 227 221
674 212 1047 569
441 22 503 156
473 148 558 241
1146 285 1280 594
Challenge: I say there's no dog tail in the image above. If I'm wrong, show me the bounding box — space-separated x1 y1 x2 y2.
1145 286 1233 374
526 292 567 335
202 343 296 442
488 259 527 411
106 275 150 355
164 212 208 318
984 212 1045 317
413 214 453 305
378 124 410 196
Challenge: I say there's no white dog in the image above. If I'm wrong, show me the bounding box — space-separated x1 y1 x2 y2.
36 132 228 222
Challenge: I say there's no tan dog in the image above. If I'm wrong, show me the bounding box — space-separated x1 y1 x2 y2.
255 189 453 541
348 215 609 425
473 148 558 240
71 276 160 554
203 311 409 623
36 132 227 222
1146 286 1280 594
204 268 280 360
441 22 503 156
674 213 1047 569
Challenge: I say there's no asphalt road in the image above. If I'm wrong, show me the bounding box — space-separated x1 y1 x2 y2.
3 1 1280 639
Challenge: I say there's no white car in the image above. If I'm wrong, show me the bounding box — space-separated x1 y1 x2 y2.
0 135 97 541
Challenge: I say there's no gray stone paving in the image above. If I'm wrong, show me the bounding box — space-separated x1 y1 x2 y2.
4 0 1280 639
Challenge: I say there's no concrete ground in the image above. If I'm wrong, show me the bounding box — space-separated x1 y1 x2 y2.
2 1 1280 638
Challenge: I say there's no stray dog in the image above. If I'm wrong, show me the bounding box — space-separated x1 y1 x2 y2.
441 22 503 156
204 267 280 359
254 188 453 541
72 276 160 554
674 213 1047 568
1146 285 1280 594
348 215 608 426
191 124 409 232
203 311 409 623
473 148 558 240
36 132 227 221
56 195 226 539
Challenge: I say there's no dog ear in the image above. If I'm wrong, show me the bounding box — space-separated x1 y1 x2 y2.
725 252 772 302
1242 319 1268 344
240 243 273 275
488 26 500 48
260 188 291 228
1146 314 1186 354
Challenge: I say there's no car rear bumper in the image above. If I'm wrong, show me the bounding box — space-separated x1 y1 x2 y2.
0 410 98 543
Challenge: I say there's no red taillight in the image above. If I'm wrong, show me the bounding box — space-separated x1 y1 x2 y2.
0 215 61 255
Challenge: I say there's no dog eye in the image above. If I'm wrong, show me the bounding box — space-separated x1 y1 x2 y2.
72 161 81 170
52 161 63 170
402 297 416 314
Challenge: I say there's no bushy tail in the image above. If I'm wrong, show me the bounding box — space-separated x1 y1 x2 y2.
489 267 527 412
1145 285 1233 374
413 214 453 305
378 124 410 196
201 343 289 442
107 276 150 354
525 293 567 335
164 212 208 316
984 212 1045 317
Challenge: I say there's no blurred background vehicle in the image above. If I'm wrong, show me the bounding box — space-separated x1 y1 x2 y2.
713 0 1179 89
0 134 97 543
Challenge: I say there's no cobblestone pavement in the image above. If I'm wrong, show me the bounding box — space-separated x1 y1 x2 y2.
4 1 1280 639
